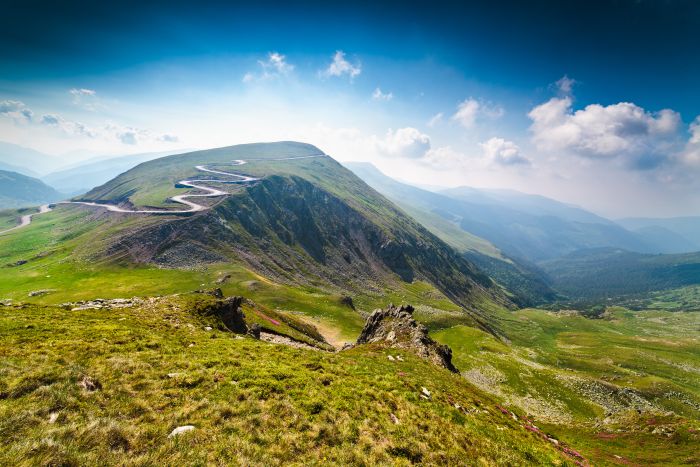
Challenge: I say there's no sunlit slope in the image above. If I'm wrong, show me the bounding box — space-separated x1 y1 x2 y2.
0 297 574 466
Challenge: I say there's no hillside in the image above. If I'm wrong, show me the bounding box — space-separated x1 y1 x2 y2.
0 170 63 209
540 247 700 300
0 295 581 466
345 163 557 306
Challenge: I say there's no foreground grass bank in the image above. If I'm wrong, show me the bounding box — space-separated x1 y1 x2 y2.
0 296 573 465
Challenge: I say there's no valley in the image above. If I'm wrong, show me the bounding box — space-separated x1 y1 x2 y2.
1 142 699 465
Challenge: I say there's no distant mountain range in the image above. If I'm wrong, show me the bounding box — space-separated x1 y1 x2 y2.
345 162 667 262
0 141 66 177
0 170 64 209
617 216 700 253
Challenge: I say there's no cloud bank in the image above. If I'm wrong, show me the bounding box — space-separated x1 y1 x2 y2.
528 96 682 169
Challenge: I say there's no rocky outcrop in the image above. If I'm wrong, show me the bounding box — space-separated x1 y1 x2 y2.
193 296 248 334
354 304 458 373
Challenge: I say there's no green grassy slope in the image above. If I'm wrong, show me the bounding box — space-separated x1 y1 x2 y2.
434 307 700 466
0 297 575 466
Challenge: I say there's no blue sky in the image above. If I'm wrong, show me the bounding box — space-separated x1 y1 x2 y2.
2 0 700 217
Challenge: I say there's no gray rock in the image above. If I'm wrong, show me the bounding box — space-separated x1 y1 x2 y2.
168 425 195 437
354 304 458 372
248 323 261 339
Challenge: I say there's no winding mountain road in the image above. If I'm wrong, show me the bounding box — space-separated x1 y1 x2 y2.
0 154 324 235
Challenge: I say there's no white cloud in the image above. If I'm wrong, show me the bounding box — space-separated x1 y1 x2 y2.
264 52 293 74
70 88 96 97
322 51 361 79
69 88 102 111
242 51 294 82
376 127 430 158
1 99 178 146
528 96 682 169
106 124 178 146
422 146 467 168
0 99 33 122
555 75 576 95
427 112 443 127
118 130 138 145
158 133 179 143
372 87 393 101
452 98 503 129
480 137 531 166
40 113 97 138
680 116 700 166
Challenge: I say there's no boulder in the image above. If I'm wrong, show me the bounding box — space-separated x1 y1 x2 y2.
354 304 458 372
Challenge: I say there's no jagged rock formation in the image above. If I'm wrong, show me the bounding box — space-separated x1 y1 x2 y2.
355 304 458 373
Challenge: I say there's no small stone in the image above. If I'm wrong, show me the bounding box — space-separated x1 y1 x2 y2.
204 326 213 331
386 330 396 342
168 425 195 438
389 413 400 425
548 438 559 445
421 387 431 399
167 373 183 378
48 412 59 423
396 355 404 362
188 343 195 348
387 355 395 361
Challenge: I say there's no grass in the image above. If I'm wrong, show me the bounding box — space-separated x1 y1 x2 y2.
433 307 700 465
0 296 573 466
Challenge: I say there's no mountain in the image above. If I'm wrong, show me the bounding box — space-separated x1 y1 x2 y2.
43 149 193 194
0 170 64 209
540 247 700 300
442 186 613 225
344 162 557 306
0 141 66 176
346 162 653 263
618 216 700 253
79 142 510 329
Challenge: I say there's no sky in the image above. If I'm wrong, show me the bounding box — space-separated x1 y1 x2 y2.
1 0 700 218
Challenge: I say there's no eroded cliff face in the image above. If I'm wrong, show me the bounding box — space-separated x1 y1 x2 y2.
353 303 458 373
